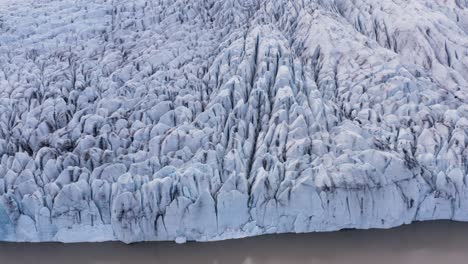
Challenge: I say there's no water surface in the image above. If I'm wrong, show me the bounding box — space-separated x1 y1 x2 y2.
0 221 467 264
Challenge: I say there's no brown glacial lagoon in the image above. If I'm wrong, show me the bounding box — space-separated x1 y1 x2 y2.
0 221 467 264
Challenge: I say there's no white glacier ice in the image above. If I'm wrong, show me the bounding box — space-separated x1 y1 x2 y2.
0 0 467 243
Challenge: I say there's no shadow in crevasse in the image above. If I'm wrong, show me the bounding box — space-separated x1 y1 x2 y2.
0 221 468 264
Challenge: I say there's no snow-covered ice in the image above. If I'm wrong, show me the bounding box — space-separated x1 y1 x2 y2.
0 0 467 243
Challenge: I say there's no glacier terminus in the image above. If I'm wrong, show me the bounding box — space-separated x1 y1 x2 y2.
0 0 467 243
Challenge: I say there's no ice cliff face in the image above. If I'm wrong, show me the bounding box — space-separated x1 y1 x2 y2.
0 0 467 243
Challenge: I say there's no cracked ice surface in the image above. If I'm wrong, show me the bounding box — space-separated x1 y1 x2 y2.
0 0 467 243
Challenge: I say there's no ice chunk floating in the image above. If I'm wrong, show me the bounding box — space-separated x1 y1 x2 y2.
0 0 467 243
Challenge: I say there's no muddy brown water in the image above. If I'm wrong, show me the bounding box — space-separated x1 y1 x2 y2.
0 221 467 264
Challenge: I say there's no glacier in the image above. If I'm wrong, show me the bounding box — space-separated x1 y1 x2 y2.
0 0 467 243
